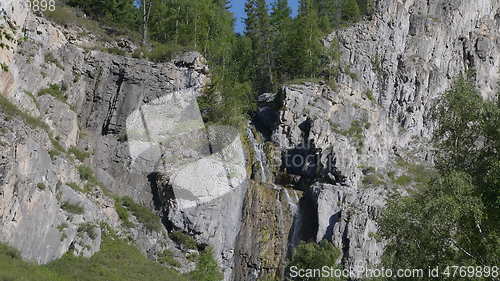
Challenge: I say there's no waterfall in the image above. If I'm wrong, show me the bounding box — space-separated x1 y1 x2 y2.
283 188 303 250
246 126 271 183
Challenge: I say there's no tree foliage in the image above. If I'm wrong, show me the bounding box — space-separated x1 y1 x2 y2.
188 248 223 281
378 76 500 280
287 240 343 281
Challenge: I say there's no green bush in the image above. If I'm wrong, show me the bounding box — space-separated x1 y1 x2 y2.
48 149 62 160
187 248 223 281
77 223 97 240
38 84 66 103
158 249 180 267
37 183 46 190
146 43 191 63
114 197 134 228
363 89 375 102
120 197 162 232
77 165 98 184
68 146 90 161
0 94 49 130
287 240 342 281
362 174 385 186
170 231 198 250
394 175 412 186
61 202 84 214
66 182 86 193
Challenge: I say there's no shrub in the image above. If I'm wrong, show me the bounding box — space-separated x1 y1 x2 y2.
187 248 223 281
77 223 97 240
146 43 190 63
158 249 180 267
56 223 68 232
186 252 199 262
120 197 162 232
68 146 90 161
0 244 20 259
49 135 66 153
363 89 375 102
48 149 62 160
394 175 412 186
37 183 46 190
287 240 342 281
0 94 49 130
170 231 197 250
38 84 66 103
61 202 84 214
66 182 89 193
77 165 98 184
114 198 134 228
362 174 385 186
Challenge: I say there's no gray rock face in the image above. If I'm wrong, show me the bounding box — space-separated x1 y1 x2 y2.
310 184 386 272
0 0 214 270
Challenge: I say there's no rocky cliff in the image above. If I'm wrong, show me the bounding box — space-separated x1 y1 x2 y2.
0 0 499 281
251 0 500 277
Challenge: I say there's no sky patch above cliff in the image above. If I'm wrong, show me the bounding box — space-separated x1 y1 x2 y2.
230 0 299 34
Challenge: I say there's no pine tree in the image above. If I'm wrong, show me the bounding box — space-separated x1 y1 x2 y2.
294 0 324 78
342 0 361 22
270 0 293 83
244 0 273 92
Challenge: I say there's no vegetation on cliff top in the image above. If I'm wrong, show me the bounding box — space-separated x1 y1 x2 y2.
46 0 371 126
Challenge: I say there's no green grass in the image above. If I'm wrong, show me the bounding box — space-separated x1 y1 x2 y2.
50 135 66 153
363 89 375 102
119 197 162 232
66 182 89 193
48 149 62 160
61 202 84 214
158 249 180 267
77 223 97 240
68 146 90 161
0 94 49 130
393 158 437 186
170 231 198 250
394 175 412 186
56 223 68 233
0 237 189 281
334 120 370 151
141 43 191 62
361 174 385 186
77 165 98 185
114 198 134 228
38 84 66 103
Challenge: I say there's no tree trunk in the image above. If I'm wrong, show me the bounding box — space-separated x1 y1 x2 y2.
142 0 153 46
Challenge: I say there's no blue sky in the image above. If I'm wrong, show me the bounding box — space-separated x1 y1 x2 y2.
230 0 299 34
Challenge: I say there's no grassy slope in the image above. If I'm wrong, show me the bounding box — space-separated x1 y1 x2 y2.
0 238 188 281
